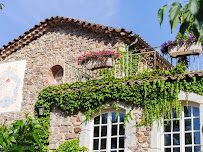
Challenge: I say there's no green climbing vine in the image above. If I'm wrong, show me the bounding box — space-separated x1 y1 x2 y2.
35 73 203 151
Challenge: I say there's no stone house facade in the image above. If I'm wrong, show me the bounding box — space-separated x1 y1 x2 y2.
0 16 202 152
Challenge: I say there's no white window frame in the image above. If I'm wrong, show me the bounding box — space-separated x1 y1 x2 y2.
161 102 201 152
149 91 203 152
79 102 136 152
92 110 125 151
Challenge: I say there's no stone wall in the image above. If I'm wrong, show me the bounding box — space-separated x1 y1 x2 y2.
0 25 125 125
48 106 82 150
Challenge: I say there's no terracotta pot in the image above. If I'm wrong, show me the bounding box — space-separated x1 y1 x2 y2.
169 42 202 58
85 58 114 70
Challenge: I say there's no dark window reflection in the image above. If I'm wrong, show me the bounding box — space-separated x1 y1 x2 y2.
101 126 107 137
194 132 200 144
193 118 200 130
194 146 201 152
94 116 100 124
185 133 192 145
119 137 124 148
120 113 125 122
94 126 99 137
119 124 125 135
93 139 99 150
193 107 199 117
172 108 179 118
101 138 106 149
185 147 192 152
173 120 179 132
164 134 171 146
164 121 171 132
173 147 180 152
112 125 117 136
119 150 124 152
112 112 117 123
173 134 180 145
111 138 117 149
184 106 191 117
185 119 191 131
165 148 171 152
102 113 108 124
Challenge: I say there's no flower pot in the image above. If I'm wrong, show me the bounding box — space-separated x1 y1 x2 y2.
169 42 202 58
85 58 114 70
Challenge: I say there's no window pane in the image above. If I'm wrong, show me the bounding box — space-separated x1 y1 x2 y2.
164 134 171 146
172 108 179 118
173 120 179 132
94 126 99 137
194 132 200 144
194 146 201 152
185 133 192 145
101 126 107 137
165 148 171 152
119 137 124 148
112 112 117 123
112 125 117 136
119 124 125 135
94 116 100 124
119 150 124 152
93 139 99 150
185 147 192 152
102 113 108 124
193 118 200 130
120 113 125 122
173 147 180 152
184 106 191 117
111 138 117 149
164 121 171 132
185 119 191 131
173 134 180 145
193 107 199 117
101 138 106 149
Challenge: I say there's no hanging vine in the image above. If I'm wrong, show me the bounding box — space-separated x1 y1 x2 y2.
35 74 203 151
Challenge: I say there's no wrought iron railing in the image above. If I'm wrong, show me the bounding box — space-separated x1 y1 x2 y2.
63 49 203 84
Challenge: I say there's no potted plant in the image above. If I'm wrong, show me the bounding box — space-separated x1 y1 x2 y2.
78 50 120 70
160 35 202 58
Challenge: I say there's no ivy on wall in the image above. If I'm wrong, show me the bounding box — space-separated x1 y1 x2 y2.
35 75 203 151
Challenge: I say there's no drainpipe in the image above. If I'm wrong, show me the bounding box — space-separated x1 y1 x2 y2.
126 38 138 77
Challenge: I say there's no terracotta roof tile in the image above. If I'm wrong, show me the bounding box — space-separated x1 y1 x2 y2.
0 16 171 68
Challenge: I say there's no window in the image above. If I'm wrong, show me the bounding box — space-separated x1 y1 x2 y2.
93 112 125 152
163 105 201 152
55 70 63 83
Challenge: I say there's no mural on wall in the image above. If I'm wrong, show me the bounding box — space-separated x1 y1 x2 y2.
0 60 26 113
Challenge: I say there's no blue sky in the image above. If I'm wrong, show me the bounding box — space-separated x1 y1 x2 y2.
0 0 181 48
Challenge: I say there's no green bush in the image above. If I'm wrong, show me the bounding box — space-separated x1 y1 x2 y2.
0 114 44 152
55 140 88 152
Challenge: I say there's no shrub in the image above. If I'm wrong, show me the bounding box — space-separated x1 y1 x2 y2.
55 140 88 152
0 114 44 152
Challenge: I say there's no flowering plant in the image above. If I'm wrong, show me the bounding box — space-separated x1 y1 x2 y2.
78 50 120 65
160 34 202 54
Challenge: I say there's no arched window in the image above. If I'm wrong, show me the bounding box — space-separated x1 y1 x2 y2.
92 111 125 152
163 104 201 152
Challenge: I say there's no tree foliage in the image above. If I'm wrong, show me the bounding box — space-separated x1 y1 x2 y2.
158 0 203 40
0 3 4 9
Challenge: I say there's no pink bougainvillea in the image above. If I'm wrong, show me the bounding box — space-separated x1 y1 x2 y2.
78 50 120 65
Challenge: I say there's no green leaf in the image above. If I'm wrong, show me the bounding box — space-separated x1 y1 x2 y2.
157 4 168 25
169 2 182 32
189 0 200 15
180 22 190 36
182 4 193 22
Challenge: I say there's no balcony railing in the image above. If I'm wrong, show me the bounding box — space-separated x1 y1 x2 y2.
63 49 203 84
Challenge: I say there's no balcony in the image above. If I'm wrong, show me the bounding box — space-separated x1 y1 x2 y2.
63 49 203 84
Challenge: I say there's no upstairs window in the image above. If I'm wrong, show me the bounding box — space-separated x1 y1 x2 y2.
93 112 125 152
163 105 201 152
